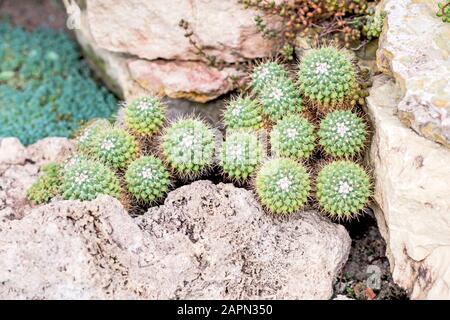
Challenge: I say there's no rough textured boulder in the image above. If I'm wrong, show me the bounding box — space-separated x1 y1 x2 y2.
0 181 351 299
0 138 75 220
63 0 279 102
367 75 450 299
377 0 450 148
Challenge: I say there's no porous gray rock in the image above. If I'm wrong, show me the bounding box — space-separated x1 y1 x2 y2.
0 181 351 299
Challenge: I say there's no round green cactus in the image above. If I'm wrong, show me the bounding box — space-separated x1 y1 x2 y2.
219 131 263 181
75 119 112 153
318 110 367 158
62 159 121 201
124 96 165 136
251 61 289 93
161 118 216 178
125 156 170 203
298 46 358 112
27 163 62 205
255 158 311 214
270 115 316 160
223 96 263 131
90 128 139 170
259 77 303 122
363 10 385 40
316 160 371 220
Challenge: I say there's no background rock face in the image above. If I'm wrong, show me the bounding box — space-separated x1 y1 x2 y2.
0 181 351 299
367 75 450 299
377 0 450 148
64 0 279 102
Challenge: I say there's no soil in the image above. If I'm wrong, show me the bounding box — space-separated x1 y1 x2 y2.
2 0 410 300
0 0 67 30
335 209 409 300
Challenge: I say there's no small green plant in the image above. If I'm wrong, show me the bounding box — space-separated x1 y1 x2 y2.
27 163 62 205
125 156 171 203
363 8 385 40
255 158 311 214
219 131 263 181
298 46 358 113
89 128 139 170
316 160 371 220
250 61 289 93
270 114 316 160
223 96 264 131
318 110 367 158
124 96 165 136
437 1 450 22
161 118 216 178
0 23 117 145
259 77 303 122
75 118 112 153
61 158 121 201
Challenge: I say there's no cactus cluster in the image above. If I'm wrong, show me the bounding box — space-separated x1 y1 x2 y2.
28 43 372 220
219 131 262 181
161 118 216 179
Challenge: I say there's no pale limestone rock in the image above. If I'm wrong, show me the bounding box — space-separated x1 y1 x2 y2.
0 181 351 299
86 0 277 63
0 138 27 165
377 0 450 148
63 0 280 102
367 75 450 299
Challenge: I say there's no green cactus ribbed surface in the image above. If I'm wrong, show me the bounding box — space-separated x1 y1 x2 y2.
62 159 121 201
125 156 170 203
223 96 263 131
89 128 139 170
318 110 367 158
219 131 263 181
316 160 371 220
270 114 316 160
162 118 216 178
298 47 357 111
124 96 165 136
255 158 311 214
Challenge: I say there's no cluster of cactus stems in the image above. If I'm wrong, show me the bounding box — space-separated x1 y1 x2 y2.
28 44 372 220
